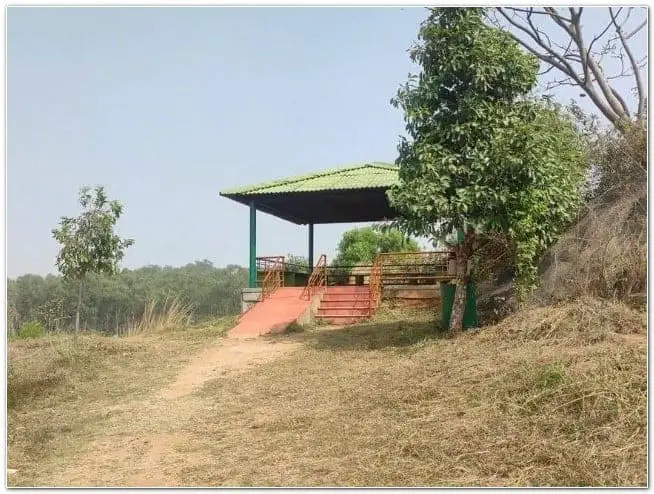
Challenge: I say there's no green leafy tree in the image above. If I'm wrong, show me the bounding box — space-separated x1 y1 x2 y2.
285 254 310 272
389 8 586 335
332 226 419 267
52 186 135 332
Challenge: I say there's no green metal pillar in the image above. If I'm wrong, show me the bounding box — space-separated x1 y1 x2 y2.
441 282 478 329
308 223 314 269
249 202 257 288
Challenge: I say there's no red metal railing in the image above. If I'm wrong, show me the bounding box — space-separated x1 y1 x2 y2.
257 256 285 301
375 251 454 285
301 254 327 301
367 250 455 317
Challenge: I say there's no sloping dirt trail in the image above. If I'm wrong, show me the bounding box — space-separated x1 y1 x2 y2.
43 336 301 487
159 337 301 400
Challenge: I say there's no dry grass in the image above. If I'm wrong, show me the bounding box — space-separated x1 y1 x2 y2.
538 185 646 304
122 297 195 336
176 302 645 487
7 316 235 484
487 296 646 343
539 124 646 305
7 302 646 487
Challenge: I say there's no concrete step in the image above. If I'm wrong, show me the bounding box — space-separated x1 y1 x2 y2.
317 307 372 316
320 300 371 309
322 293 371 302
315 314 370 325
325 286 370 294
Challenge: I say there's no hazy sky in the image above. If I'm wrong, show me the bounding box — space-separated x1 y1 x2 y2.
7 7 647 278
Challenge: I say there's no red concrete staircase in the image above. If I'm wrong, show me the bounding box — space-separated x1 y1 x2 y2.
315 286 373 325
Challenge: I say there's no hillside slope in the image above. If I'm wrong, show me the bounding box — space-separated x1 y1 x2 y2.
7 302 646 487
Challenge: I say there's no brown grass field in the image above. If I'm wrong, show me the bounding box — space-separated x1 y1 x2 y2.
7 299 646 487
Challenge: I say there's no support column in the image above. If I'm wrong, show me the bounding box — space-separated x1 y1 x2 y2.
249 202 257 288
308 223 314 269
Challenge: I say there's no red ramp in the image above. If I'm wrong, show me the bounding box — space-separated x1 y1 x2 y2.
228 287 311 339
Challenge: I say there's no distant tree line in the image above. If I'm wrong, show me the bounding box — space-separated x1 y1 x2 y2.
7 260 248 335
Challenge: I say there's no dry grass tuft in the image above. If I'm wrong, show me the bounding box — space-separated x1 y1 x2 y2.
538 187 646 304
123 297 195 336
484 296 645 343
280 321 306 334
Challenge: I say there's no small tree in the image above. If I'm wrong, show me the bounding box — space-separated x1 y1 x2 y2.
52 186 134 332
389 8 586 335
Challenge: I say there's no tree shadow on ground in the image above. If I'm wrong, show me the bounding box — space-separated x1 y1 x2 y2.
274 318 450 352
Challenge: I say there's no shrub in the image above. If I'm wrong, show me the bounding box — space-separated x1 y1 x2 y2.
19 321 44 339
282 321 305 334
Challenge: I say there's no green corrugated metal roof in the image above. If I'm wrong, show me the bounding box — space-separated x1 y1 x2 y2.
220 162 399 196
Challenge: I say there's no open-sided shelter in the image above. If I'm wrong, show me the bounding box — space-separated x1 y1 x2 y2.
220 162 401 287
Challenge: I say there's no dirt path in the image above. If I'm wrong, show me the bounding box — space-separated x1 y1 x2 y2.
159 337 301 400
45 336 301 487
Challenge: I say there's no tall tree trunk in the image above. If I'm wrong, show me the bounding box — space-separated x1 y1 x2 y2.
449 257 468 337
75 279 83 332
449 231 475 337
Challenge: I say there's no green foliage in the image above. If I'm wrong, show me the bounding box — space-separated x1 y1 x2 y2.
389 8 586 297
52 186 134 281
7 261 248 335
18 321 44 339
332 226 419 267
537 363 567 389
52 186 135 331
285 254 310 271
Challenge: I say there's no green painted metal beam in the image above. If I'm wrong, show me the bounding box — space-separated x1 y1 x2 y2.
249 202 257 288
308 223 314 269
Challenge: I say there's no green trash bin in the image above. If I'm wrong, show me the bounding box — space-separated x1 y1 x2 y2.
440 281 478 329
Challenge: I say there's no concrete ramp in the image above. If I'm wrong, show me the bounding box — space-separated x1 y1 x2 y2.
228 287 310 339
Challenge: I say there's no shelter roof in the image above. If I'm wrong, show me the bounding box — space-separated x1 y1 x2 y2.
220 163 400 224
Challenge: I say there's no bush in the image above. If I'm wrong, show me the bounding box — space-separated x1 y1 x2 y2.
535 122 646 305
282 321 305 334
18 321 44 339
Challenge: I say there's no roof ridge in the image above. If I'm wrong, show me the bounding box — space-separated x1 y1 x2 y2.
366 162 398 170
221 162 396 195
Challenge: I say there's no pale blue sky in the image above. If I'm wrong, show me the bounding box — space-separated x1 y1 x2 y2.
7 7 647 278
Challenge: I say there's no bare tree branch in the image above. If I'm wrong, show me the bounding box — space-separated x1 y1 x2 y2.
624 19 646 40
587 15 617 57
609 7 646 118
537 64 557 77
545 77 582 91
497 8 582 83
490 7 647 132
565 6 627 119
